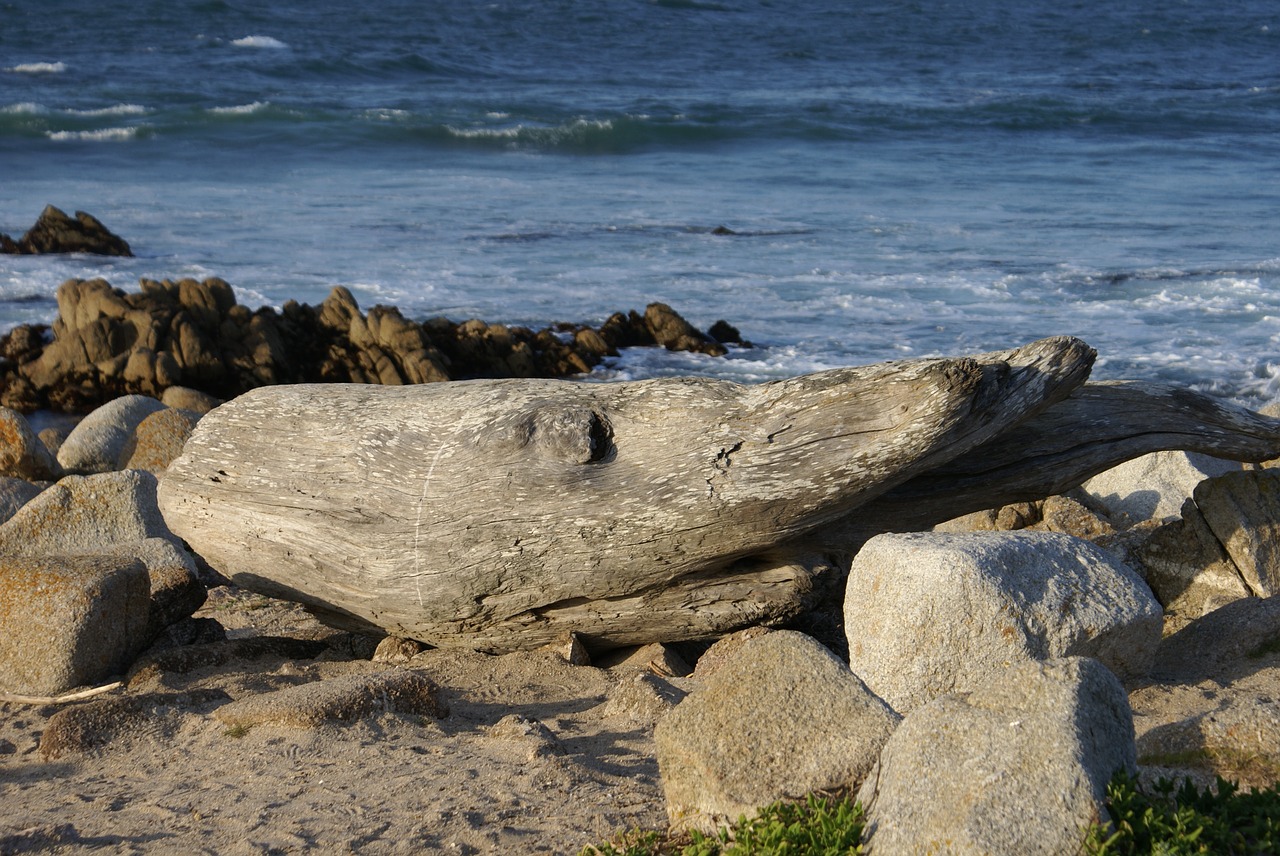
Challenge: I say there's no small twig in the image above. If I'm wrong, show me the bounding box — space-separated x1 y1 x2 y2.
0 681 123 705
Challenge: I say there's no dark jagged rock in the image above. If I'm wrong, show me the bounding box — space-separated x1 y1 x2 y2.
707 319 749 346
1 205 133 257
0 278 739 413
644 302 727 357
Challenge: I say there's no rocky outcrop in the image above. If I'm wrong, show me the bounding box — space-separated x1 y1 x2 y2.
845 531 1162 713
0 206 132 257
857 657 1135 855
0 278 745 413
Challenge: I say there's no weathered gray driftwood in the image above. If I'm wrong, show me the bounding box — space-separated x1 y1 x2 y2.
158 336 1100 650
808 380 1280 551
157 336 1280 650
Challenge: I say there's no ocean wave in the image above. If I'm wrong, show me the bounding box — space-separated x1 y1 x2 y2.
209 101 271 115
1 102 47 115
66 104 148 117
6 62 67 74
437 115 733 153
231 35 288 49
46 126 144 142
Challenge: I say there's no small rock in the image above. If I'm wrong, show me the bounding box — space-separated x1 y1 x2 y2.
119 407 200 472
487 713 564 759
601 673 688 726
644 303 727 357
0 477 44 525
56 395 167 474
600 642 692 678
537 632 591 666
857 657 1135 856
213 671 446 728
655 630 899 834
371 636 427 665
39 689 228 759
160 385 222 414
1038 493 1116 539
706 320 746 346
0 406 61 480
1134 499 1252 618
1082 450 1240 525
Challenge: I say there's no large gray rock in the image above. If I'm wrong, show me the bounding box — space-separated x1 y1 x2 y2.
0 471 204 639
0 554 151 695
857 657 1136 856
654 630 899 834
0 470 177 555
1192 469 1280 597
56 395 167 474
1082 450 1240 525
845 531 1162 713
0 407 62 481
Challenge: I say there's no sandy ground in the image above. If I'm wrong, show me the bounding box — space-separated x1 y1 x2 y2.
0 588 676 855
5 584 1280 855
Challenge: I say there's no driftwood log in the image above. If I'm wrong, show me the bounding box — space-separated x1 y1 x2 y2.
157 336 1280 651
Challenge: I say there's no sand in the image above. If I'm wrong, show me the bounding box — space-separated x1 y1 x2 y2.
0 587 673 855
6 583 1280 855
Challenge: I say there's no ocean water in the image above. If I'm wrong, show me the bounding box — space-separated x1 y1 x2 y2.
2 0 1279 403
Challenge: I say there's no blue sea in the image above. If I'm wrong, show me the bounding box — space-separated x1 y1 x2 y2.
2 0 1279 403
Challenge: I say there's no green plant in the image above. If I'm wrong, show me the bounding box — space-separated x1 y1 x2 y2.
583 794 864 856
222 723 250 739
1086 770 1280 854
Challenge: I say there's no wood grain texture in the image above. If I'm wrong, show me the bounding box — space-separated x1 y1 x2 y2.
158 336 1094 650
807 381 1280 553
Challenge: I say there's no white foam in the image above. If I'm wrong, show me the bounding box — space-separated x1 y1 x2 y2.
445 118 615 142
46 126 141 142
7 62 66 74
1 102 47 114
231 35 288 49
210 101 270 115
446 124 524 139
67 104 147 117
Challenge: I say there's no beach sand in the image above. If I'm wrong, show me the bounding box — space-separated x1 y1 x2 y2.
7 582 1280 854
1 587 669 855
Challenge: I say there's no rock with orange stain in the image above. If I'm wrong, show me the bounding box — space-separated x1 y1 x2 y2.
0 407 61 481
0 554 150 695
